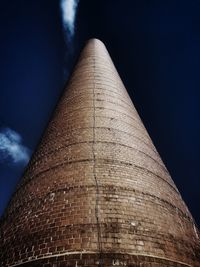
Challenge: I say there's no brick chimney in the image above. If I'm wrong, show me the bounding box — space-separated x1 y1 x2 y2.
0 39 200 266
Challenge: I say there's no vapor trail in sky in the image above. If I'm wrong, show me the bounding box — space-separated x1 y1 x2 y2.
60 0 80 42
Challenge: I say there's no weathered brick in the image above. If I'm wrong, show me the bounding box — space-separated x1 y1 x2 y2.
0 39 200 267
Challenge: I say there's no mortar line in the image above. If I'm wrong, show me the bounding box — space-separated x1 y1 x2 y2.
8 251 192 267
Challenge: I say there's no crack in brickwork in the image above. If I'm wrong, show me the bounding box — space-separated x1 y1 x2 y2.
92 42 104 266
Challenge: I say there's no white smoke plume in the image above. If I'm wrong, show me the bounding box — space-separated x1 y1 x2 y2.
60 0 80 41
0 128 30 165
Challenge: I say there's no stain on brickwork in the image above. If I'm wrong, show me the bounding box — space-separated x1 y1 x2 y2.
0 39 200 266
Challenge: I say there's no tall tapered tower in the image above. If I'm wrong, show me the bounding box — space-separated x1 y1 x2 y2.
0 39 200 267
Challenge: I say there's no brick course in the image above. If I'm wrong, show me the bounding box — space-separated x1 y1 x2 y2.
0 39 200 266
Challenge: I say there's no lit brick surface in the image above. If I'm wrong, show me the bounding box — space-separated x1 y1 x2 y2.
0 39 200 266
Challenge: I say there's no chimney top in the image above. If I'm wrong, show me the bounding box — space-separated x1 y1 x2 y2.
87 38 105 46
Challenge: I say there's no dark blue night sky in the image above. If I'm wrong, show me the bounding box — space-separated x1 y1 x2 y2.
0 0 200 226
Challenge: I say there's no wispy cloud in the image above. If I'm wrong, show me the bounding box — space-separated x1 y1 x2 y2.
0 128 30 166
60 0 79 42
60 0 80 81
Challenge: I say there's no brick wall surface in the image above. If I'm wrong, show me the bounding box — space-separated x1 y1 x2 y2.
0 39 200 267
